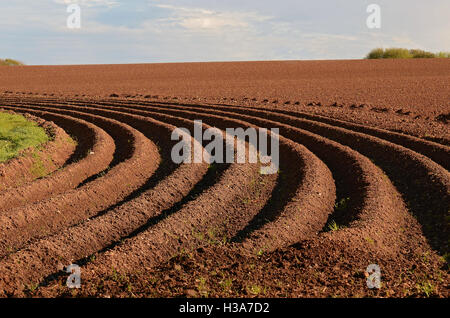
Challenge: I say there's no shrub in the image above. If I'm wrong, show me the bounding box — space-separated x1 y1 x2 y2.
436 52 450 58
366 48 384 59
409 49 435 58
382 48 412 59
0 58 24 66
365 48 450 59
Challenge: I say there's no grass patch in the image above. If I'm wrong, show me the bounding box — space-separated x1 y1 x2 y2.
30 151 48 178
0 58 24 66
0 112 49 162
327 220 340 232
366 48 450 59
416 280 435 297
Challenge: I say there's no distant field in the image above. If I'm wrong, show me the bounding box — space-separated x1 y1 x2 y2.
0 112 48 162
0 59 448 119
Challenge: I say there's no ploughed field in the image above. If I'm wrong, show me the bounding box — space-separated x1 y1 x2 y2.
0 59 448 297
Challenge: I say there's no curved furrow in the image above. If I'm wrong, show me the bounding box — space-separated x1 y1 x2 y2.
71 102 412 255
0 96 447 296
91 98 450 171
77 130 332 279
86 105 338 251
0 110 75 192
38 95 446 170
84 154 268 278
0 104 238 293
27 100 407 255
261 106 450 169
225 107 450 255
0 119 268 295
0 107 115 212
0 101 337 292
17 101 338 250
0 106 160 258
90 100 449 255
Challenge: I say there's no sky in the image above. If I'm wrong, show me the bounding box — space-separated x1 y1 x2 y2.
1 0 449 65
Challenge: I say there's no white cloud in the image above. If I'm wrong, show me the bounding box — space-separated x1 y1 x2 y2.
53 0 119 8
152 3 271 31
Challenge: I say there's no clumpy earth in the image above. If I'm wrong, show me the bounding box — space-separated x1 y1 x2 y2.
0 59 448 298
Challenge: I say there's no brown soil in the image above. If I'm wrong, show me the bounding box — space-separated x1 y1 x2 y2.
0 59 448 298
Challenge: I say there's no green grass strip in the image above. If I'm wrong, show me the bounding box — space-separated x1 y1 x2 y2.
0 112 49 162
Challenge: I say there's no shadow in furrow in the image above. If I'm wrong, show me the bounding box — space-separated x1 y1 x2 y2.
231 147 305 243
